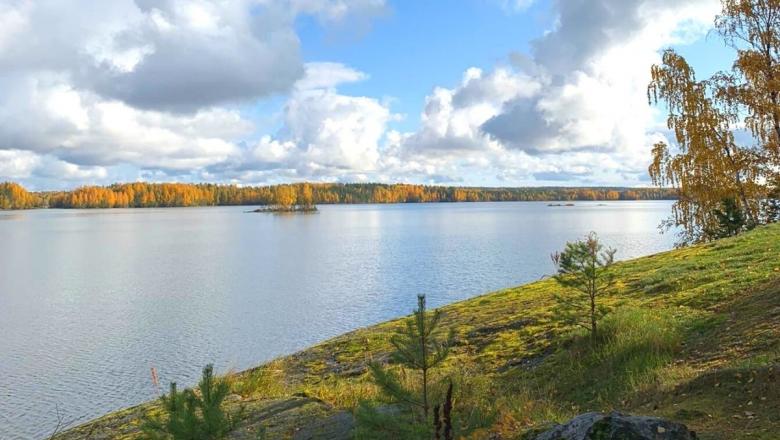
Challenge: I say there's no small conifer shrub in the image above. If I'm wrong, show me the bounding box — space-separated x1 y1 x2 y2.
142 364 234 440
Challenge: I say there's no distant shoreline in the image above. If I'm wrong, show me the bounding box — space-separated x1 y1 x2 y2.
0 198 674 212
0 199 675 213
1 181 677 210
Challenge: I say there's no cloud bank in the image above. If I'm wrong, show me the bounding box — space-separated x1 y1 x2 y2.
0 0 720 189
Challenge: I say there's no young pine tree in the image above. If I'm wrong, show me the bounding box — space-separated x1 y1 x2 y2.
142 364 233 440
711 197 748 238
551 232 616 339
767 180 780 223
356 294 453 439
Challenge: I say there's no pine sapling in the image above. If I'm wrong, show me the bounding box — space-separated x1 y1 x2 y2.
357 294 453 438
551 232 616 339
142 364 234 440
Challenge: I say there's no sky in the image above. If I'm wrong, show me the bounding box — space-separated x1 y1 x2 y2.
0 0 734 190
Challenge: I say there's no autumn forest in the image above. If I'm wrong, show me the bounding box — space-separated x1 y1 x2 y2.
0 181 675 210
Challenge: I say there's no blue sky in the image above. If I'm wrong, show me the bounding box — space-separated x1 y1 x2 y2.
0 0 733 190
295 0 551 133
294 0 732 135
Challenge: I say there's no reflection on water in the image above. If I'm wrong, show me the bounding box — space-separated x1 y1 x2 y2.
0 201 675 439
0 212 25 221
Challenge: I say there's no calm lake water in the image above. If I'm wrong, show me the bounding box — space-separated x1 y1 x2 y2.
0 201 676 438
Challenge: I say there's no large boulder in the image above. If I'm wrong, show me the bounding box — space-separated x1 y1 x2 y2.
533 411 697 440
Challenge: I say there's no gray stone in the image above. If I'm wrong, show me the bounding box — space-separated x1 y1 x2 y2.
533 411 697 440
292 410 354 440
228 397 354 440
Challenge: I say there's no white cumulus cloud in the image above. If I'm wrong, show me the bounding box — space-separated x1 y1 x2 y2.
0 0 387 186
215 62 394 183
389 0 721 185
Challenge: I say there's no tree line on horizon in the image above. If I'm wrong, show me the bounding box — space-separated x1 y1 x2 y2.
0 182 41 210
0 181 675 210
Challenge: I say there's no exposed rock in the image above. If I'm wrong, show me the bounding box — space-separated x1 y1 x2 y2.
532 411 697 440
323 352 391 378
58 396 355 440
466 318 535 339
292 410 354 440
498 346 555 372
225 393 244 403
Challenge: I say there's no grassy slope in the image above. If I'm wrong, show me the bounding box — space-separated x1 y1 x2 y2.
60 224 780 439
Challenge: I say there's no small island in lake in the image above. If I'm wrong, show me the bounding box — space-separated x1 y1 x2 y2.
251 204 318 213
249 183 318 213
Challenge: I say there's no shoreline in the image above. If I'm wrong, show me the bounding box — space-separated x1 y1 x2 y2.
1 198 676 212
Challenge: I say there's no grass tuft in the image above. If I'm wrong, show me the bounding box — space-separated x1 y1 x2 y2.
526 308 683 408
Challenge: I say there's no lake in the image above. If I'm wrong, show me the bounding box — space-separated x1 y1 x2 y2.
0 201 676 439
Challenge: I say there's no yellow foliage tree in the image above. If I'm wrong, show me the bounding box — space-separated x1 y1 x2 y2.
274 185 297 208
648 0 780 244
298 184 314 208
0 182 43 209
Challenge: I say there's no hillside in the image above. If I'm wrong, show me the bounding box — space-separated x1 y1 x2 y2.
59 224 780 439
